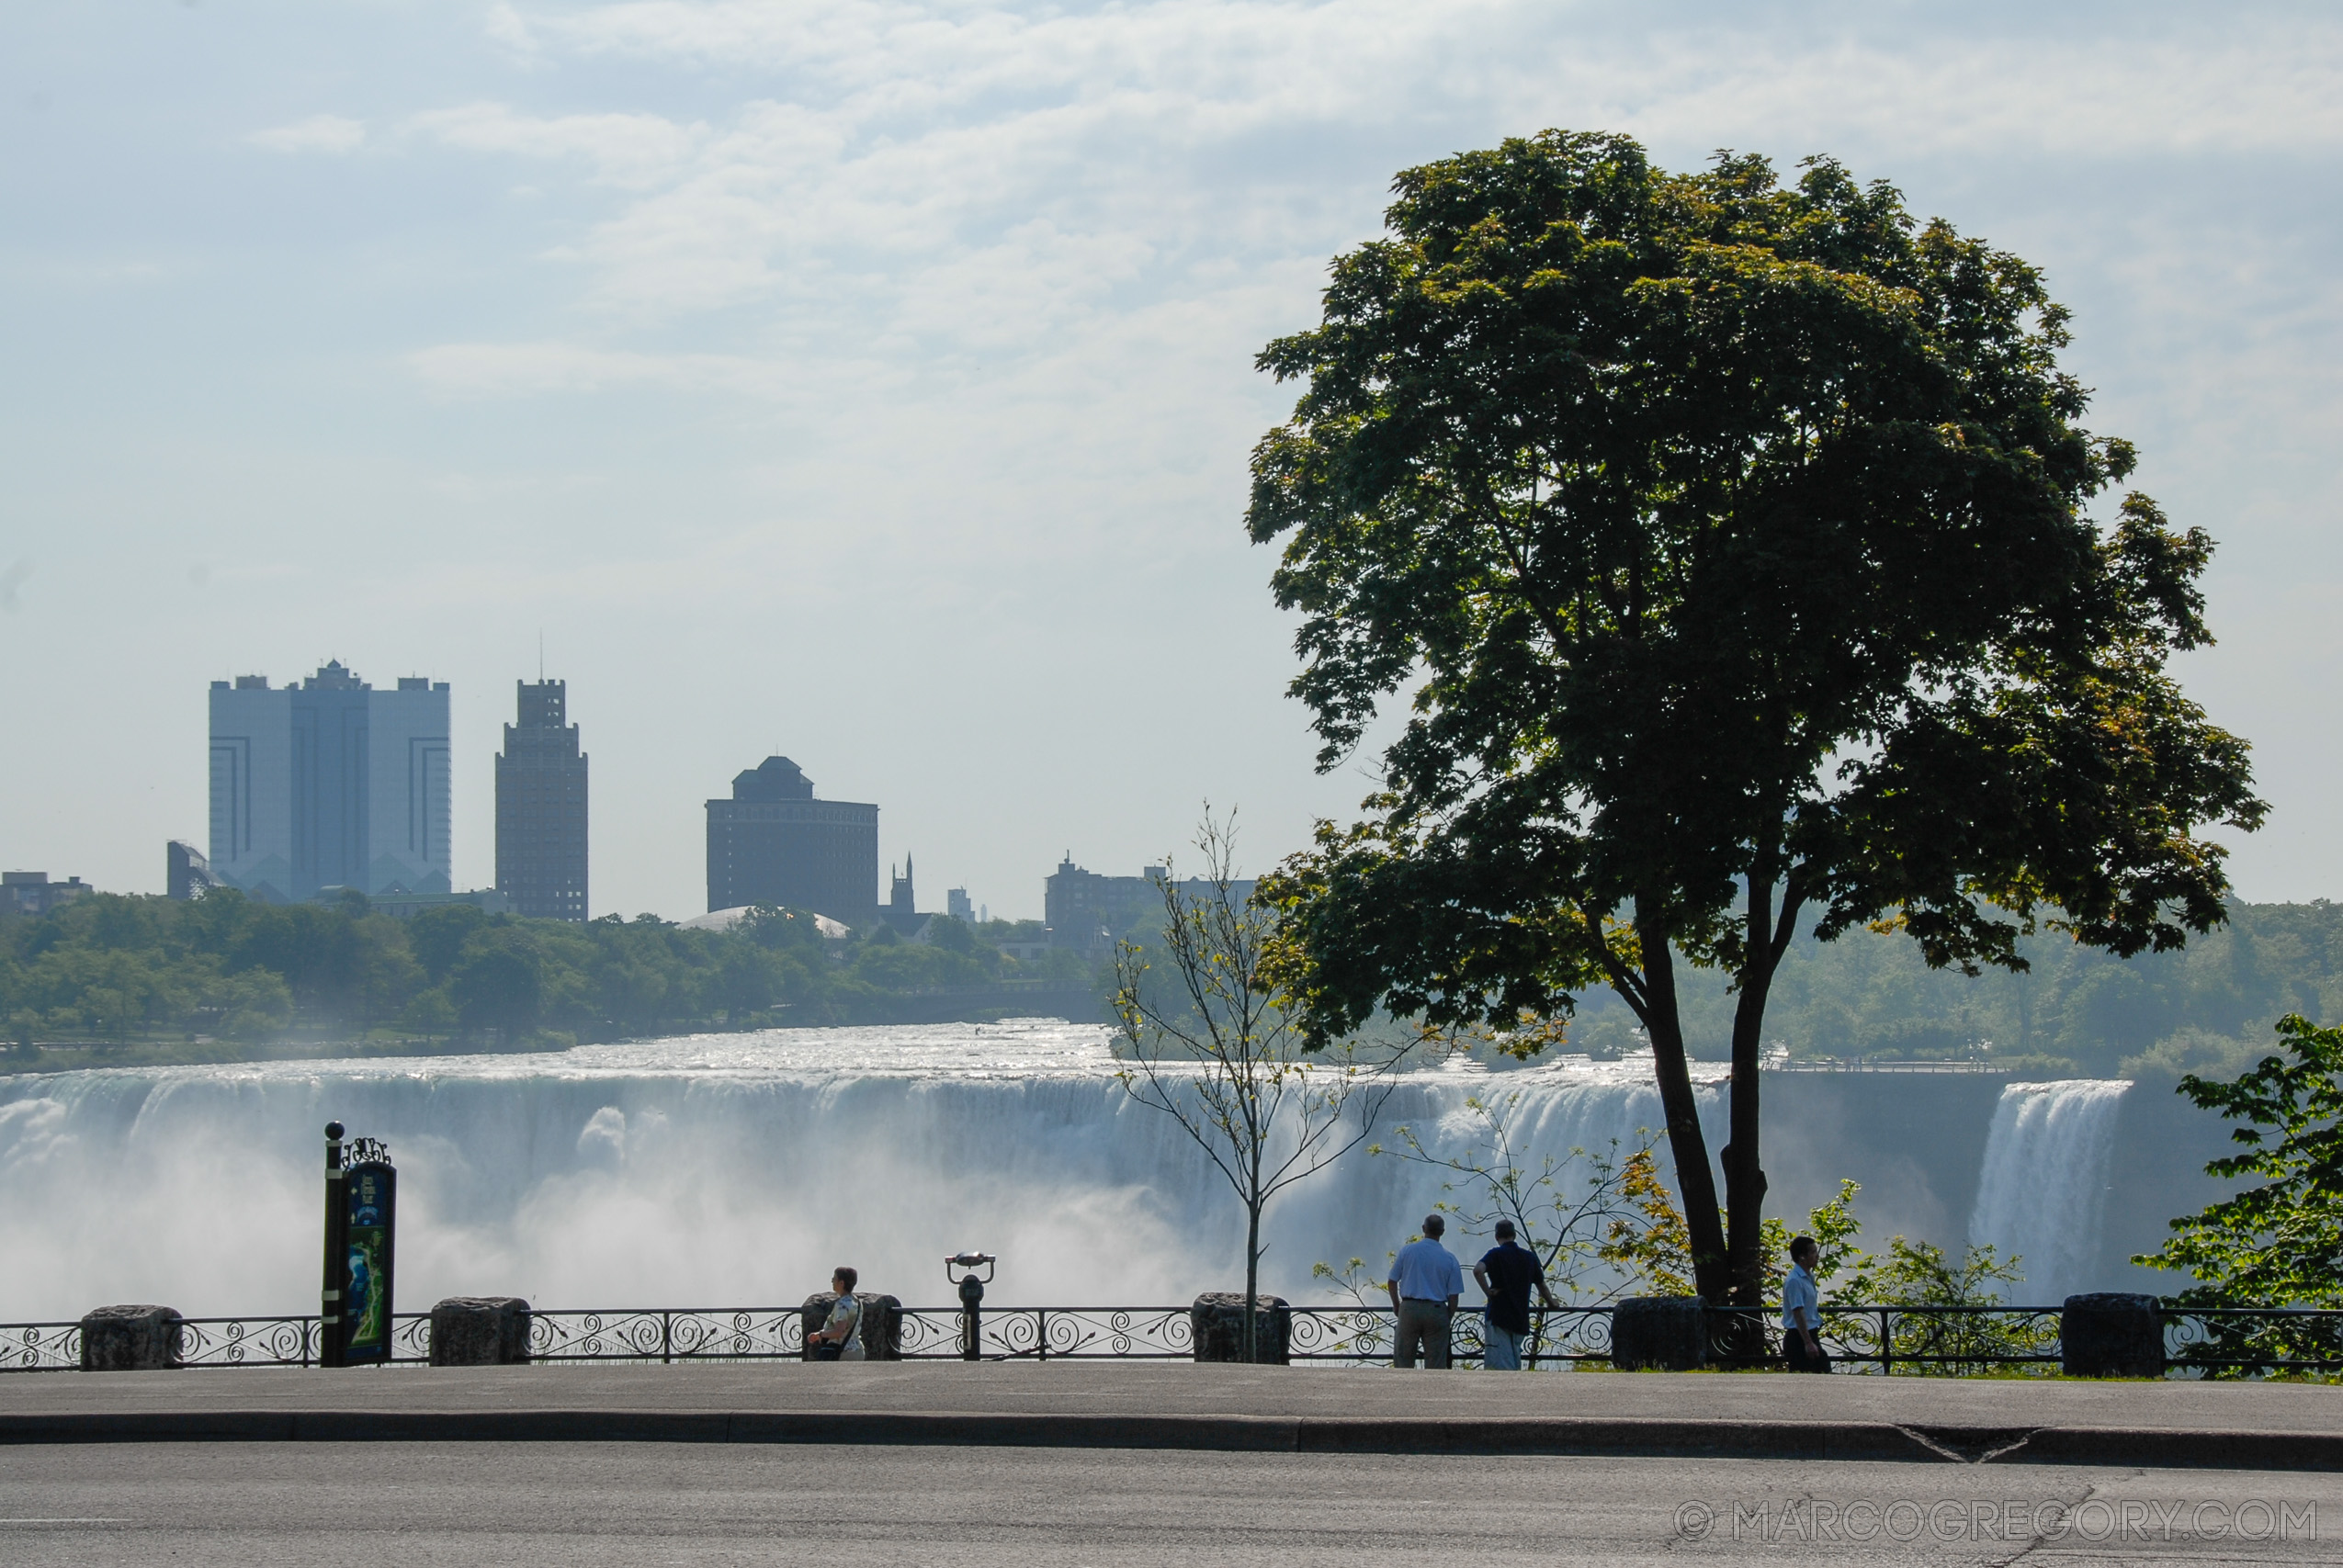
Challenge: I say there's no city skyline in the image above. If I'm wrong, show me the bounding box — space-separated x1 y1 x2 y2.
2 3 2337 920
170 662 1209 924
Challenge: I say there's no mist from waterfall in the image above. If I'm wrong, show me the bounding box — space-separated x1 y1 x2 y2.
2 1027 2160 1320
1966 1078 2132 1302
0 1022 1722 1321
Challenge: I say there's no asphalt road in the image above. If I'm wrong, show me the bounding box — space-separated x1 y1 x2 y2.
4 1443 2341 1567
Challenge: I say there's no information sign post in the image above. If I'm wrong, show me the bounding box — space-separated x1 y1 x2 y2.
320 1122 397 1368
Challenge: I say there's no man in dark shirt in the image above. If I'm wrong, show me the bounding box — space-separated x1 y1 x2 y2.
1473 1221 1558 1371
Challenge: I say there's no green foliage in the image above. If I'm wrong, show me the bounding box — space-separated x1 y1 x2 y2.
218 970 295 1040
451 940 543 1036
1600 1150 1880 1303
406 905 486 982
1601 1157 2051 1372
1567 899 2343 1076
1598 1148 1700 1297
1830 1235 2026 1311
846 939 990 992
399 987 457 1039
0 888 1075 1057
1828 1236 2054 1374
923 915 978 955
2132 1014 2343 1373
1759 1180 1867 1303
2140 1014 2343 1308
1248 129 2262 1304
736 905 824 956
1589 1159 1862 1303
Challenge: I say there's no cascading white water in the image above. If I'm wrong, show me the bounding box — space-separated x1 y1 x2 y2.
0 1022 1726 1320
1965 1079 2132 1301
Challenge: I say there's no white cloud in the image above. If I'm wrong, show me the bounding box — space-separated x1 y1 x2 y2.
409 103 705 188
483 2 538 57
405 2 2343 344
405 340 778 396
509 1 2343 156
245 114 367 154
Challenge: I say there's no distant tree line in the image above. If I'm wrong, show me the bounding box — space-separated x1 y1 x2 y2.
13 886 2336 1078
1562 900 2343 1080
0 890 1092 1056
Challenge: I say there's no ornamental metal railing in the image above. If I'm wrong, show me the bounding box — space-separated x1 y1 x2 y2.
6 1303 2341 1375
1 1322 81 1372
2160 1306 2343 1375
1 1315 328 1372
1702 1304 2066 1374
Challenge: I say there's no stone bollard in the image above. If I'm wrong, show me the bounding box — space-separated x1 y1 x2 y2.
78 1304 184 1371
428 1297 532 1366
1190 1292 1292 1364
2062 1293 2165 1378
800 1293 901 1360
1609 1297 1707 1371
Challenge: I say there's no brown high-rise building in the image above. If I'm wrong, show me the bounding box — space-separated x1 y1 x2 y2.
705 756 877 927
495 680 589 920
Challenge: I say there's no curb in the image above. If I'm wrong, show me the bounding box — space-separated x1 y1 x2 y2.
0 1410 2330 1469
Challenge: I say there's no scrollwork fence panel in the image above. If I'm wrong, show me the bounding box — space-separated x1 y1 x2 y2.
175 1316 321 1368
0 1322 82 1372
526 1309 806 1362
892 1307 1194 1359
2164 1307 2343 1376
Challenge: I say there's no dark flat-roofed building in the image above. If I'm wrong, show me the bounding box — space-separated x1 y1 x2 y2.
1 872 92 919
706 757 877 929
495 679 589 921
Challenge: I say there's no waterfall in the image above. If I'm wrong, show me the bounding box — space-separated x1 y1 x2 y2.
1966 1079 2132 1302
0 1023 1725 1320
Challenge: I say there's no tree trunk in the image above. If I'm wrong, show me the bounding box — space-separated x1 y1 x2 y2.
1243 1195 1261 1363
1722 878 1781 1314
1635 924 1730 1303
1721 988 1770 1312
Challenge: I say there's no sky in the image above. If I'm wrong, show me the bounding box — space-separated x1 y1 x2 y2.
1 0 2337 921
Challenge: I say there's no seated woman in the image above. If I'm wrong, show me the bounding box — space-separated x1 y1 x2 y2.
809 1267 864 1361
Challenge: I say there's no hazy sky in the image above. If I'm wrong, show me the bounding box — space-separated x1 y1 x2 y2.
2 1 2337 920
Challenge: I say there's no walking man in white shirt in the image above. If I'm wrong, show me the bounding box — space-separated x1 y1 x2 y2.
1782 1235 1828 1372
1386 1214 1464 1369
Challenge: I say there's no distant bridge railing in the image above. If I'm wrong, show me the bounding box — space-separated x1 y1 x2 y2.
6 1303 2339 1375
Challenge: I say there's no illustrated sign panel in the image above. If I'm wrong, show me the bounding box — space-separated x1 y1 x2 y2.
342 1161 396 1364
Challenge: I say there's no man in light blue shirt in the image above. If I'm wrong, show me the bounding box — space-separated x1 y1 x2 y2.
1385 1213 1464 1369
1782 1235 1827 1372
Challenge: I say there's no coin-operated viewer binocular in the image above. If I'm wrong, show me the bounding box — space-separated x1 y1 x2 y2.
946 1252 994 1361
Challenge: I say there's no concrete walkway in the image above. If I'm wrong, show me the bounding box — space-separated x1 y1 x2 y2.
4 1361 2337 1469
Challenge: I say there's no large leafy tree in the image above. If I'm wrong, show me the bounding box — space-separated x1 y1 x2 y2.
2137 1014 2343 1372
2142 1014 2343 1307
1247 130 2262 1308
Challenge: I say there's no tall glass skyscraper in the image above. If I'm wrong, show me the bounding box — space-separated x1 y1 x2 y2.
494 679 589 920
208 662 451 902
